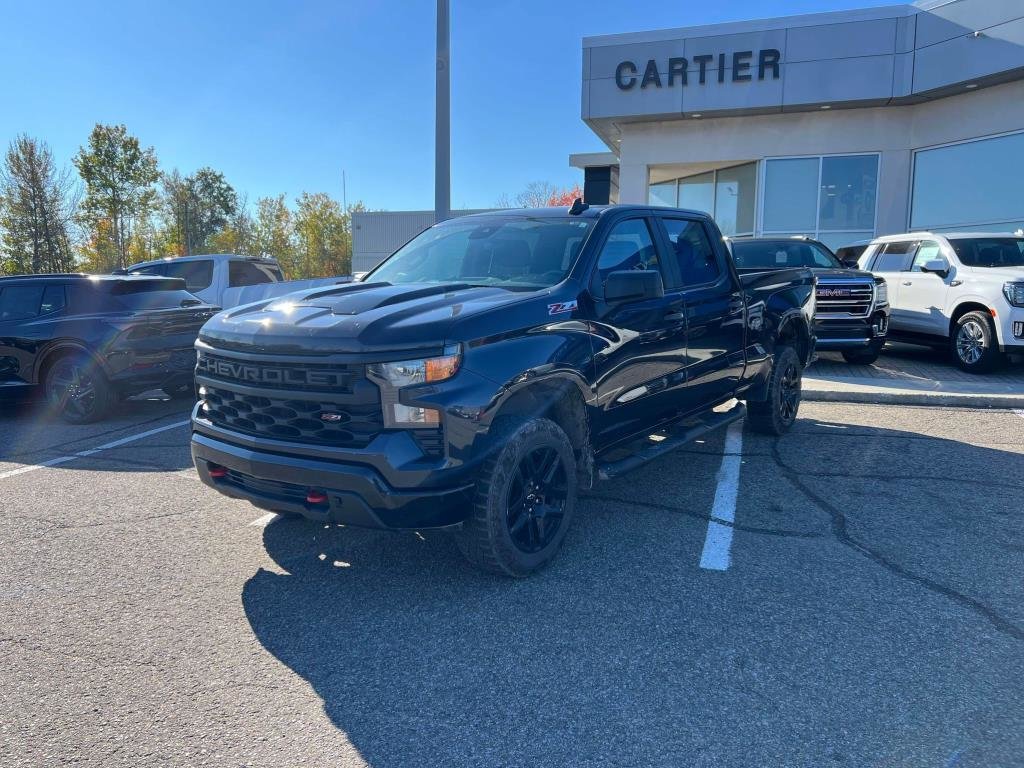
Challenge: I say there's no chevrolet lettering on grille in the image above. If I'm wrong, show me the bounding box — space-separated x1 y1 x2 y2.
198 356 345 388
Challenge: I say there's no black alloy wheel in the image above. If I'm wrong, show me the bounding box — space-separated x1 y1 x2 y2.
778 359 801 425
45 356 112 424
505 446 569 554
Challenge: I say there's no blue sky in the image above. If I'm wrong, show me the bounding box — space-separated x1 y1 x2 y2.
2 0 897 211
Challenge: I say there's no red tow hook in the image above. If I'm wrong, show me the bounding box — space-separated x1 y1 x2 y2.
208 464 228 479
306 490 328 505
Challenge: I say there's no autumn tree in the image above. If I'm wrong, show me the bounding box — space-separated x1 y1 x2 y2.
0 135 77 275
206 195 256 255
73 124 160 270
251 195 296 271
515 181 558 208
294 192 350 278
161 167 238 256
546 183 584 207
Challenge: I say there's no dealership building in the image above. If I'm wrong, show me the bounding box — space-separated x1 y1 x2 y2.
572 0 1024 249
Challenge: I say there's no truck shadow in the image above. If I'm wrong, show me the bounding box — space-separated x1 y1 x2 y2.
241 417 1024 767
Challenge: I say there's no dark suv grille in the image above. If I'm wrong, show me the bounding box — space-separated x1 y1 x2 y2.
201 385 383 447
815 281 873 318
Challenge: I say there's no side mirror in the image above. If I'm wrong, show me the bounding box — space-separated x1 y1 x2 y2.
921 256 950 277
603 269 665 304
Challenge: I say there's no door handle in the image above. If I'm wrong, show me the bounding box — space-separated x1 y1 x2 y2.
664 310 685 322
901 280 912 286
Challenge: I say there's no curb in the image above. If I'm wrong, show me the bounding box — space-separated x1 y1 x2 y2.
803 383 1024 409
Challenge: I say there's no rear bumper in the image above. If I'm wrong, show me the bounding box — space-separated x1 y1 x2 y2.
191 430 475 529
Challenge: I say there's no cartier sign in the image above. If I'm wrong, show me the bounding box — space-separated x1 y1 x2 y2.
615 49 781 90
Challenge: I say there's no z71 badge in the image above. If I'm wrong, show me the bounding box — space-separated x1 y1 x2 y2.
548 300 578 315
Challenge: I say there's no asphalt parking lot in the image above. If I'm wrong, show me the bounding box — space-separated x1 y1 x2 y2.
2 395 1023 767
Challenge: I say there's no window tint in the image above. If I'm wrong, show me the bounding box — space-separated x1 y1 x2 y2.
910 241 942 272
163 260 213 292
872 241 915 272
40 285 66 314
0 286 45 321
949 238 1024 268
662 218 720 286
128 264 165 277
596 219 658 283
229 260 277 287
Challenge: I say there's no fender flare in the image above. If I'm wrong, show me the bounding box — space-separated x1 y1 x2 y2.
33 341 106 386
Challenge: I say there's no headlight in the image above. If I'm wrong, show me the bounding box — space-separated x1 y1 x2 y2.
875 280 888 305
1003 282 1024 307
369 345 461 388
369 345 461 428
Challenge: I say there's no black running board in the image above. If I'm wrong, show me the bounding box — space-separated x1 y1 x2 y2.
596 402 746 481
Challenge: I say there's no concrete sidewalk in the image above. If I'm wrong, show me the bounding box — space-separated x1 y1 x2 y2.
804 344 1024 408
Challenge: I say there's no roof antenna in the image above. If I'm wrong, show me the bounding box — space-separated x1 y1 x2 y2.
568 197 589 215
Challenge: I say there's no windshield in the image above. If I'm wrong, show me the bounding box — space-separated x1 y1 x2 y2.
731 240 842 270
367 216 596 289
949 237 1024 268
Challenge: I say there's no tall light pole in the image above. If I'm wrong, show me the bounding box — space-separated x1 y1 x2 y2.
435 0 451 223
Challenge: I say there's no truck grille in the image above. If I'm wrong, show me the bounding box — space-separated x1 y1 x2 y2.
196 353 359 394
815 281 873 318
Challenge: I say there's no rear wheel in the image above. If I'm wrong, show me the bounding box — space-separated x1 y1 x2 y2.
456 418 576 577
952 311 1003 373
746 345 801 436
44 354 113 424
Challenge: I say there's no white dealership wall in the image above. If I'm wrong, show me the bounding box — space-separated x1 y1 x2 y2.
577 0 1024 240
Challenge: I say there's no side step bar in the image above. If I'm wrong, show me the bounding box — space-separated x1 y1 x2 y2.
596 402 746 481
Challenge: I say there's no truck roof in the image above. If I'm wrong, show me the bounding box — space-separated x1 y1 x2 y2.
0 273 184 283
457 204 711 221
125 253 280 270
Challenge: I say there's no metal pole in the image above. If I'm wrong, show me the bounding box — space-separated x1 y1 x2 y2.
435 0 451 223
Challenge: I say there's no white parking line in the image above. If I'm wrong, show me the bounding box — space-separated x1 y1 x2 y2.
249 513 280 527
699 420 744 571
0 419 190 480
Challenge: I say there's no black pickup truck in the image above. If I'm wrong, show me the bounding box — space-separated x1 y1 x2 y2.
191 204 815 575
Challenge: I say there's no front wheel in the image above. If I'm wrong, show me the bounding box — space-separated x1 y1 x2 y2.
746 345 802 436
952 311 1003 373
44 354 113 424
456 418 577 577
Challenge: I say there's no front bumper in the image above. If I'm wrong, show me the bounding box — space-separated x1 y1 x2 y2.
191 426 475 529
998 309 1024 351
813 311 889 352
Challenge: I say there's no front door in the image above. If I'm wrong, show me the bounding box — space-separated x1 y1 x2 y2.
896 240 952 335
588 216 688 446
656 216 746 409
867 240 916 332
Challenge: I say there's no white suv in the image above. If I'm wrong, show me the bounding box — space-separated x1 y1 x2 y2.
858 233 1024 372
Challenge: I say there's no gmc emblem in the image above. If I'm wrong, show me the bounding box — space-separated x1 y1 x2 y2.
198 356 345 388
818 288 851 298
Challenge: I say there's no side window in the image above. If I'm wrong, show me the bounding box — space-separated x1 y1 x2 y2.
164 260 214 292
0 286 45 321
596 219 659 284
808 245 838 268
662 218 721 287
910 241 942 272
229 260 276 287
871 241 915 272
40 286 66 315
128 264 165 277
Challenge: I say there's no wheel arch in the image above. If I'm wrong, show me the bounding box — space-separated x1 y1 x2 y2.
949 301 996 340
34 342 104 386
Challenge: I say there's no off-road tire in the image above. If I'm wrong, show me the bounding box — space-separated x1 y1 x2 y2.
952 310 1003 373
746 345 802 436
456 417 577 577
44 353 114 424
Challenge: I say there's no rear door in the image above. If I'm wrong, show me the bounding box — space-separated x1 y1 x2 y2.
589 215 689 445
656 215 746 408
0 283 66 385
867 241 916 331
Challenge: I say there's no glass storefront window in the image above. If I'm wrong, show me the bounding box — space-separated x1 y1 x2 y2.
715 164 756 237
819 155 877 231
763 158 818 232
678 172 716 218
648 181 677 207
911 131 1024 230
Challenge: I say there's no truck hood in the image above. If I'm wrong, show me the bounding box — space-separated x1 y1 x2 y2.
198 281 531 356
810 268 876 280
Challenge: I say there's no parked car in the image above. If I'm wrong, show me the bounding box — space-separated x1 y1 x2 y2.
123 254 349 310
731 236 889 364
834 240 872 269
858 232 1024 372
0 274 219 422
190 203 816 576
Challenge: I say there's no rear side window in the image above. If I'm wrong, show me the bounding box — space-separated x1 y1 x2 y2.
0 286 45 321
128 264 165 277
872 241 915 272
40 286 66 314
595 219 659 284
662 218 721 287
229 260 278 287
163 260 214 292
